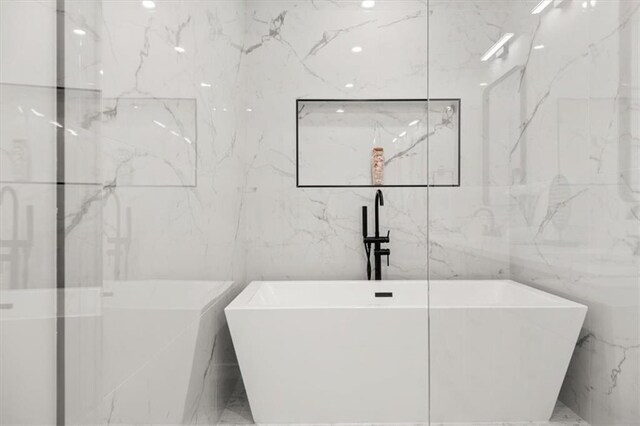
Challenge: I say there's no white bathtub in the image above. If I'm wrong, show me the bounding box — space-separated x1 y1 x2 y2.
225 280 587 424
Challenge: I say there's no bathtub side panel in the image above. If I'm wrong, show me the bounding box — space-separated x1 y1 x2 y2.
430 305 587 423
226 307 429 424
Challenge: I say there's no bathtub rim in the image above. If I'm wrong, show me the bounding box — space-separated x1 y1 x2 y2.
225 279 588 311
102 279 236 312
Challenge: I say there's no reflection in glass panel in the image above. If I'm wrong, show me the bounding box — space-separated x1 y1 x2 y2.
429 1 639 425
101 97 197 187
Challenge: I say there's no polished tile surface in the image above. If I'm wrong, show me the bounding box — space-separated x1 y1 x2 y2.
218 382 590 426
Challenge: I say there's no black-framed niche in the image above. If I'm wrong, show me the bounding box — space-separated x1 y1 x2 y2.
296 98 461 188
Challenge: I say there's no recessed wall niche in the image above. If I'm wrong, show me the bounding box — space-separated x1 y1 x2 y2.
296 99 461 188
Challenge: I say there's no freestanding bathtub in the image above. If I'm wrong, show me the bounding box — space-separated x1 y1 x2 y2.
225 280 587 424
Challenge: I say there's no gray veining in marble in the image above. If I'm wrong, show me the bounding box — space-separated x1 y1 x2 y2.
217 381 590 426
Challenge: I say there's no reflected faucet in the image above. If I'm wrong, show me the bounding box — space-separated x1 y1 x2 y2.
473 207 500 237
362 189 391 280
105 191 132 280
0 185 34 289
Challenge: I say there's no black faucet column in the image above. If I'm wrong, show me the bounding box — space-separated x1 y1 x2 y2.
362 189 390 280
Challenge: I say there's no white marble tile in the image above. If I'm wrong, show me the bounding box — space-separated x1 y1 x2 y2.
241 0 432 285
217 388 589 426
100 0 247 285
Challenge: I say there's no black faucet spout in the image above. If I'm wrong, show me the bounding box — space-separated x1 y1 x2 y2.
374 189 384 237
362 189 390 280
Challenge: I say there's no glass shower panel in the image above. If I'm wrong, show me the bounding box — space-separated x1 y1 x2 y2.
1 1 103 425
97 1 245 424
427 1 639 425
0 0 59 417
63 2 104 424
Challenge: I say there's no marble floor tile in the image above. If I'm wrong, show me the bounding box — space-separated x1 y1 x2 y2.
218 380 254 425
216 381 590 426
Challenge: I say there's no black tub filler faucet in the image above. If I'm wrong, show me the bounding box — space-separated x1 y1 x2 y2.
362 189 390 280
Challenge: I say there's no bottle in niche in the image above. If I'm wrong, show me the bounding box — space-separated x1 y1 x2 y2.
371 147 384 186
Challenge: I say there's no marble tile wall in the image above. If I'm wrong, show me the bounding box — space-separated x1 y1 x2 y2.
427 0 525 281
99 0 247 284
241 0 433 282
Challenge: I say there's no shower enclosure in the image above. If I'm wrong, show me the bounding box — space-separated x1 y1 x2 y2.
0 1 638 425
427 2 639 424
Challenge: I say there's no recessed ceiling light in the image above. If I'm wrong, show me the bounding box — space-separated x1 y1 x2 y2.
533 44 545 50
170 130 180 137
345 83 354 88
174 46 185 53
142 0 156 9
399 131 407 137
392 137 398 143
49 121 63 128
481 33 514 61
73 28 86 36
531 0 552 14
30 108 44 117
361 1 375 8
351 46 363 53
184 137 192 144
246 108 253 112
67 128 78 136
200 82 212 87
408 119 420 126
153 120 166 128
336 109 345 113
479 82 488 86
